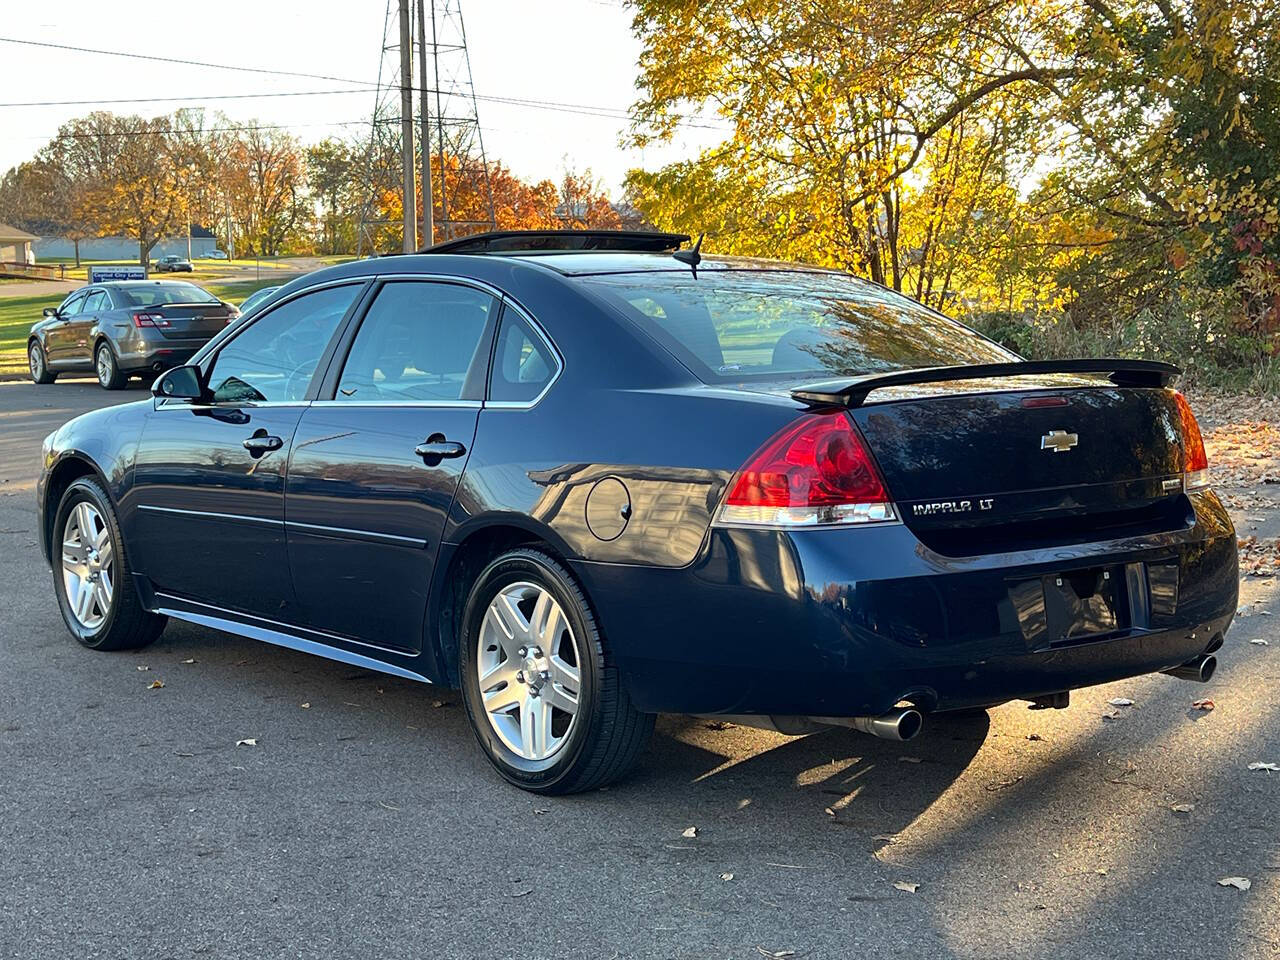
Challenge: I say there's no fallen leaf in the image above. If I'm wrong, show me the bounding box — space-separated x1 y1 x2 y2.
755 948 795 959
1248 762 1280 772
1095 868 1109 876
872 834 900 844
235 738 258 747
1251 639 1269 646
533 808 548 815
1026 733 1045 741
1218 877 1251 891
1101 710 1122 721
511 888 532 898
681 826 698 838
1108 697 1135 707
431 700 449 708
824 807 836 817
893 881 920 893
181 658 197 664
136 665 150 671
301 702 311 709
148 679 164 689
1171 802 1195 814
985 775 1024 791
720 872 734 881
1192 699 1215 711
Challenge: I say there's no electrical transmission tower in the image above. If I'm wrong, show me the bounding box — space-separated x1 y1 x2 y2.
356 0 496 256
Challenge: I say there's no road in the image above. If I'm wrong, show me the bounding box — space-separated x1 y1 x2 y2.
1 380 1277 960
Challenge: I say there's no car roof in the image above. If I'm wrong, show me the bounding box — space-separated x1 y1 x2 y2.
484 251 843 277
98 279 199 286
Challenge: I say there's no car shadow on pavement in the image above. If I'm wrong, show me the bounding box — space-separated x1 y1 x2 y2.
639 711 987 835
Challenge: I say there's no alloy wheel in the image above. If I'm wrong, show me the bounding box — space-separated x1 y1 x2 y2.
476 581 582 761
29 343 42 380
61 501 114 630
96 347 112 387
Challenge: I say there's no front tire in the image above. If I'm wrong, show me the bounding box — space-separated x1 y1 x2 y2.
29 341 56 384
52 477 166 651
96 342 125 390
459 548 654 794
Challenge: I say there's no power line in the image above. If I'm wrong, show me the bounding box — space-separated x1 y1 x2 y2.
0 89 376 108
0 36 375 88
0 34 731 131
10 118 376 142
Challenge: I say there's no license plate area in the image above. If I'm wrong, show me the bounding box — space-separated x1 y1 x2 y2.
1009 564 1134 649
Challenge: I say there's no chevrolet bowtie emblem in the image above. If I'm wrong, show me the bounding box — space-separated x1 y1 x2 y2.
1041 429 1079 453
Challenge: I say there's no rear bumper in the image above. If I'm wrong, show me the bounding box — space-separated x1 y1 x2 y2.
115 334 207 374
574 490 1238 716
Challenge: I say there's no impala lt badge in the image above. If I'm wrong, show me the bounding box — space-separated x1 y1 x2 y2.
912 498 995 517
1041 429 1079 453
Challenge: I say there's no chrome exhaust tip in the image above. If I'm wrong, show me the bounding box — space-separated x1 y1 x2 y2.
1162 653 1217 683
847 708 924 741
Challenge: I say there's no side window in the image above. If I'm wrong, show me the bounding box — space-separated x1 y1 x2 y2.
207 284 359 404
489 313 558 403
60 292 87 316
81 291 106 313
334 281 494 403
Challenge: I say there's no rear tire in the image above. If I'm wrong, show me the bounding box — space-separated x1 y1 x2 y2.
29 341 55 384
458 548 654 794
96 342 125 390
52 477 166 651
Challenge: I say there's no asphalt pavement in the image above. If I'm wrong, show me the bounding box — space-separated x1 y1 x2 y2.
1 379 1277 960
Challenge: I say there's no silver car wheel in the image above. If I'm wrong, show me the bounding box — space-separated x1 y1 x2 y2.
62 501 114 631
477 581 582 761
29 343 42 380
96 346 112 386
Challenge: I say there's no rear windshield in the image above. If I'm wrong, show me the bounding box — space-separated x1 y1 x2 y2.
582 270 1015 382
114 282 219 307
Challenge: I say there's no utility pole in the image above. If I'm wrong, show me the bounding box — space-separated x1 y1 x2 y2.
418 0 433 248
398 0 416 253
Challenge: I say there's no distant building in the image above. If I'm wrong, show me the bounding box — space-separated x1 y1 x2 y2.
33 224 219 261
0 222 38 263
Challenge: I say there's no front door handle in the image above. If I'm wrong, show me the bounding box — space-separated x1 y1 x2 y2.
414 435 467 466
243 433 283 456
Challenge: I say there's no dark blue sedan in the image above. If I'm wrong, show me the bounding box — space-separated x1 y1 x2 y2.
36 230 1238 793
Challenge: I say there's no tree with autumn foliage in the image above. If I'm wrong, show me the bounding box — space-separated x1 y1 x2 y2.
624 0 1280 387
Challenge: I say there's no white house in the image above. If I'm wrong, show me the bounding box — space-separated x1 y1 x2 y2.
0 222 38 263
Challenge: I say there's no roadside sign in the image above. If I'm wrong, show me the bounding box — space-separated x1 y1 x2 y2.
88 265 147 282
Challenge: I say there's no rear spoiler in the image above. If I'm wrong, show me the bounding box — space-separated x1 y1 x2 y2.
790 359 1180 408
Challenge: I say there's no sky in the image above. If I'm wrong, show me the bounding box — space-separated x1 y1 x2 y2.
0 0 725 195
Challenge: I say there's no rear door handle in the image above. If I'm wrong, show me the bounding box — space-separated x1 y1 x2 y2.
414 436 467 465
243 434 283 455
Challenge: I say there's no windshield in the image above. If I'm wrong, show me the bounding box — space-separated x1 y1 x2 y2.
114 282 219 307
583 270 1016 383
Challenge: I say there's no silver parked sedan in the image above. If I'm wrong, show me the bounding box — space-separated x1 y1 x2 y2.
28 280 239 390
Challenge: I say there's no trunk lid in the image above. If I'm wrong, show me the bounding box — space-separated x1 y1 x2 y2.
148 301 234 340
847 383 1192 555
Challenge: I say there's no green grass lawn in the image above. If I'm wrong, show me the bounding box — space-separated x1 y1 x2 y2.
0 276 282 376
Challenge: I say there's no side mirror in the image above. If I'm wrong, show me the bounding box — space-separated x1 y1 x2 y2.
152 364 205 401
43 307 59 318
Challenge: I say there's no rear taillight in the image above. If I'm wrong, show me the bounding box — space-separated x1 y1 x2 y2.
718 412 895 526
1173 392 1210 491
133 312 169 328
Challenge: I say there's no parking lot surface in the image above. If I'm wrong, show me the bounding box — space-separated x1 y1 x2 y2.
1 380 1277 959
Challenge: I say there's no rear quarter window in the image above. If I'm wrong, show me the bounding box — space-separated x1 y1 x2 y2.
582 270 1015 383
